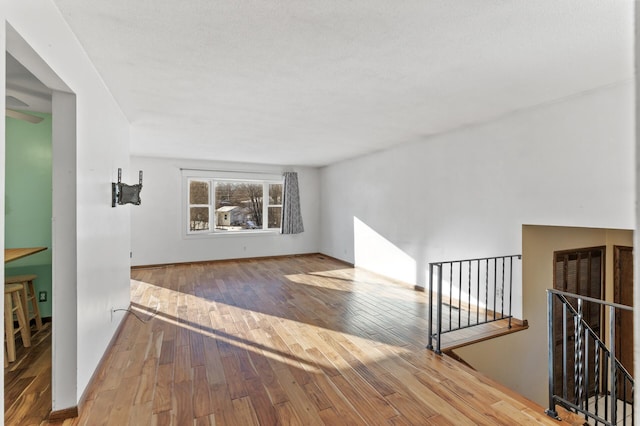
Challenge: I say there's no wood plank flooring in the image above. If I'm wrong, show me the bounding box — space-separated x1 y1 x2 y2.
5 321 52 425
11 254 579 425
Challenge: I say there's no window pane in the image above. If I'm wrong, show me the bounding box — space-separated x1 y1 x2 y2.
268 206 282 229
190 207 209 231
190 181 209 204
269 183 282 205
215 182 263 230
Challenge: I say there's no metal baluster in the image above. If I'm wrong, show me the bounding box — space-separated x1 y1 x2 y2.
484 259 488 323
631 382 634 426
622 374 627 424
500 257 505 319
576 299 583 408
467 260 471 326
458 261 462 329
563 302 568 400
603 352 609 422
609 306 617 425
594 340 600 421
449 263 453 332
584 328 589 413
476 260 480 325
573 301 580 405
493 259 497 320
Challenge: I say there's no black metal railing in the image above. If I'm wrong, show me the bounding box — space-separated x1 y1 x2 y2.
427 254 521 354
546 289 634 425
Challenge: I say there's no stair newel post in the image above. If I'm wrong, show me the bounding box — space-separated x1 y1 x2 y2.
545 290 559 419
435 263 443 354
427 263 434 351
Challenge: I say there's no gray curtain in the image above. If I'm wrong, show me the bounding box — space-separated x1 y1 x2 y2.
281 172 304 234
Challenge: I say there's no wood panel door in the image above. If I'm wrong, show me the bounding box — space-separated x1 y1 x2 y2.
614 246 633 403
552 247 604 401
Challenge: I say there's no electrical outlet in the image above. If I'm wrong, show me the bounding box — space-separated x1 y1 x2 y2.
39 291 47 302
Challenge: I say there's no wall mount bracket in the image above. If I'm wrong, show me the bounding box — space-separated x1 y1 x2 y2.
112 168 143 207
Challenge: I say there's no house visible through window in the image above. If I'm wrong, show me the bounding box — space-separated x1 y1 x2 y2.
186 173 283 234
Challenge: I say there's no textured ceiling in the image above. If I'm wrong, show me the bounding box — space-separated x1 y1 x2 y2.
50 0 633 166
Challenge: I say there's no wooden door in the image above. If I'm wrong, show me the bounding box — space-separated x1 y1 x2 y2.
552 247 604 401
614 246 633 403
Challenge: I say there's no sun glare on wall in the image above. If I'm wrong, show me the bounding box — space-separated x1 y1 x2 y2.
353 217 416 286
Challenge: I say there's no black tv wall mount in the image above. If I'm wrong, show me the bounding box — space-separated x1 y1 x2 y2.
112 168 143 207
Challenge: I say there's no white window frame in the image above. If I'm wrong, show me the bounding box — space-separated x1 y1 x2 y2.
182 169 283 236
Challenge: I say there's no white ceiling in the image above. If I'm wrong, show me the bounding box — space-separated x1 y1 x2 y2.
49 0 633 167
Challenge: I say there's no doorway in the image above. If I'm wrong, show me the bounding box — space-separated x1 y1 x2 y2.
5 24 78 421
5 51 54 423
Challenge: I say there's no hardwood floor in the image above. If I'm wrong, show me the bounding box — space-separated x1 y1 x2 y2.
10 254 579 425
5 321 52 425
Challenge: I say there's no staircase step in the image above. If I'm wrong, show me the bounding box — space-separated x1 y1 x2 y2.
436 318 528 351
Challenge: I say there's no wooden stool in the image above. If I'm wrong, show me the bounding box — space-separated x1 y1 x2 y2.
5 283 31 362
5 275 42 331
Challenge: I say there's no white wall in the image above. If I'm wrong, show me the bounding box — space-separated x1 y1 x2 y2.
320 82 634 284
130 156 320 266
51 90 78 412
3 0 131 413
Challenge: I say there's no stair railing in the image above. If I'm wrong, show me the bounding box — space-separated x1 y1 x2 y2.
546 289 634 425
427 254 521 354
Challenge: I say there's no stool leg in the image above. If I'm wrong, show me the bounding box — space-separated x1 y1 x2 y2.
28 280 42 330
19 283 29 331
5 293 16 362
13 292 31 348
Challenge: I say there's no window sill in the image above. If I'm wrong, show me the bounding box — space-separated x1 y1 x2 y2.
185 230 281 239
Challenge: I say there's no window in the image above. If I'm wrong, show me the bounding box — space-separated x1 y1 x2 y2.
185 171 283 234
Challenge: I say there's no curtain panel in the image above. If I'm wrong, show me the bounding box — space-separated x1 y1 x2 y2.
281 172 304 234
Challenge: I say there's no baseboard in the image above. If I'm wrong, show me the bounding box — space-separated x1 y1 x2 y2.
48 406 79 422
71 308 131 420
131 252 349 270
316 253 354 267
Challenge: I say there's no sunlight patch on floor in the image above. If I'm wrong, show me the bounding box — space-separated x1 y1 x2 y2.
129 278 409 374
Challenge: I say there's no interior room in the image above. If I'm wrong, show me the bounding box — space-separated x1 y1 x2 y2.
4 53 53 419
1 1 638 425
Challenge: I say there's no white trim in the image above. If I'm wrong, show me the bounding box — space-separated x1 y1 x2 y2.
183 171 283 236
181 168 281 182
